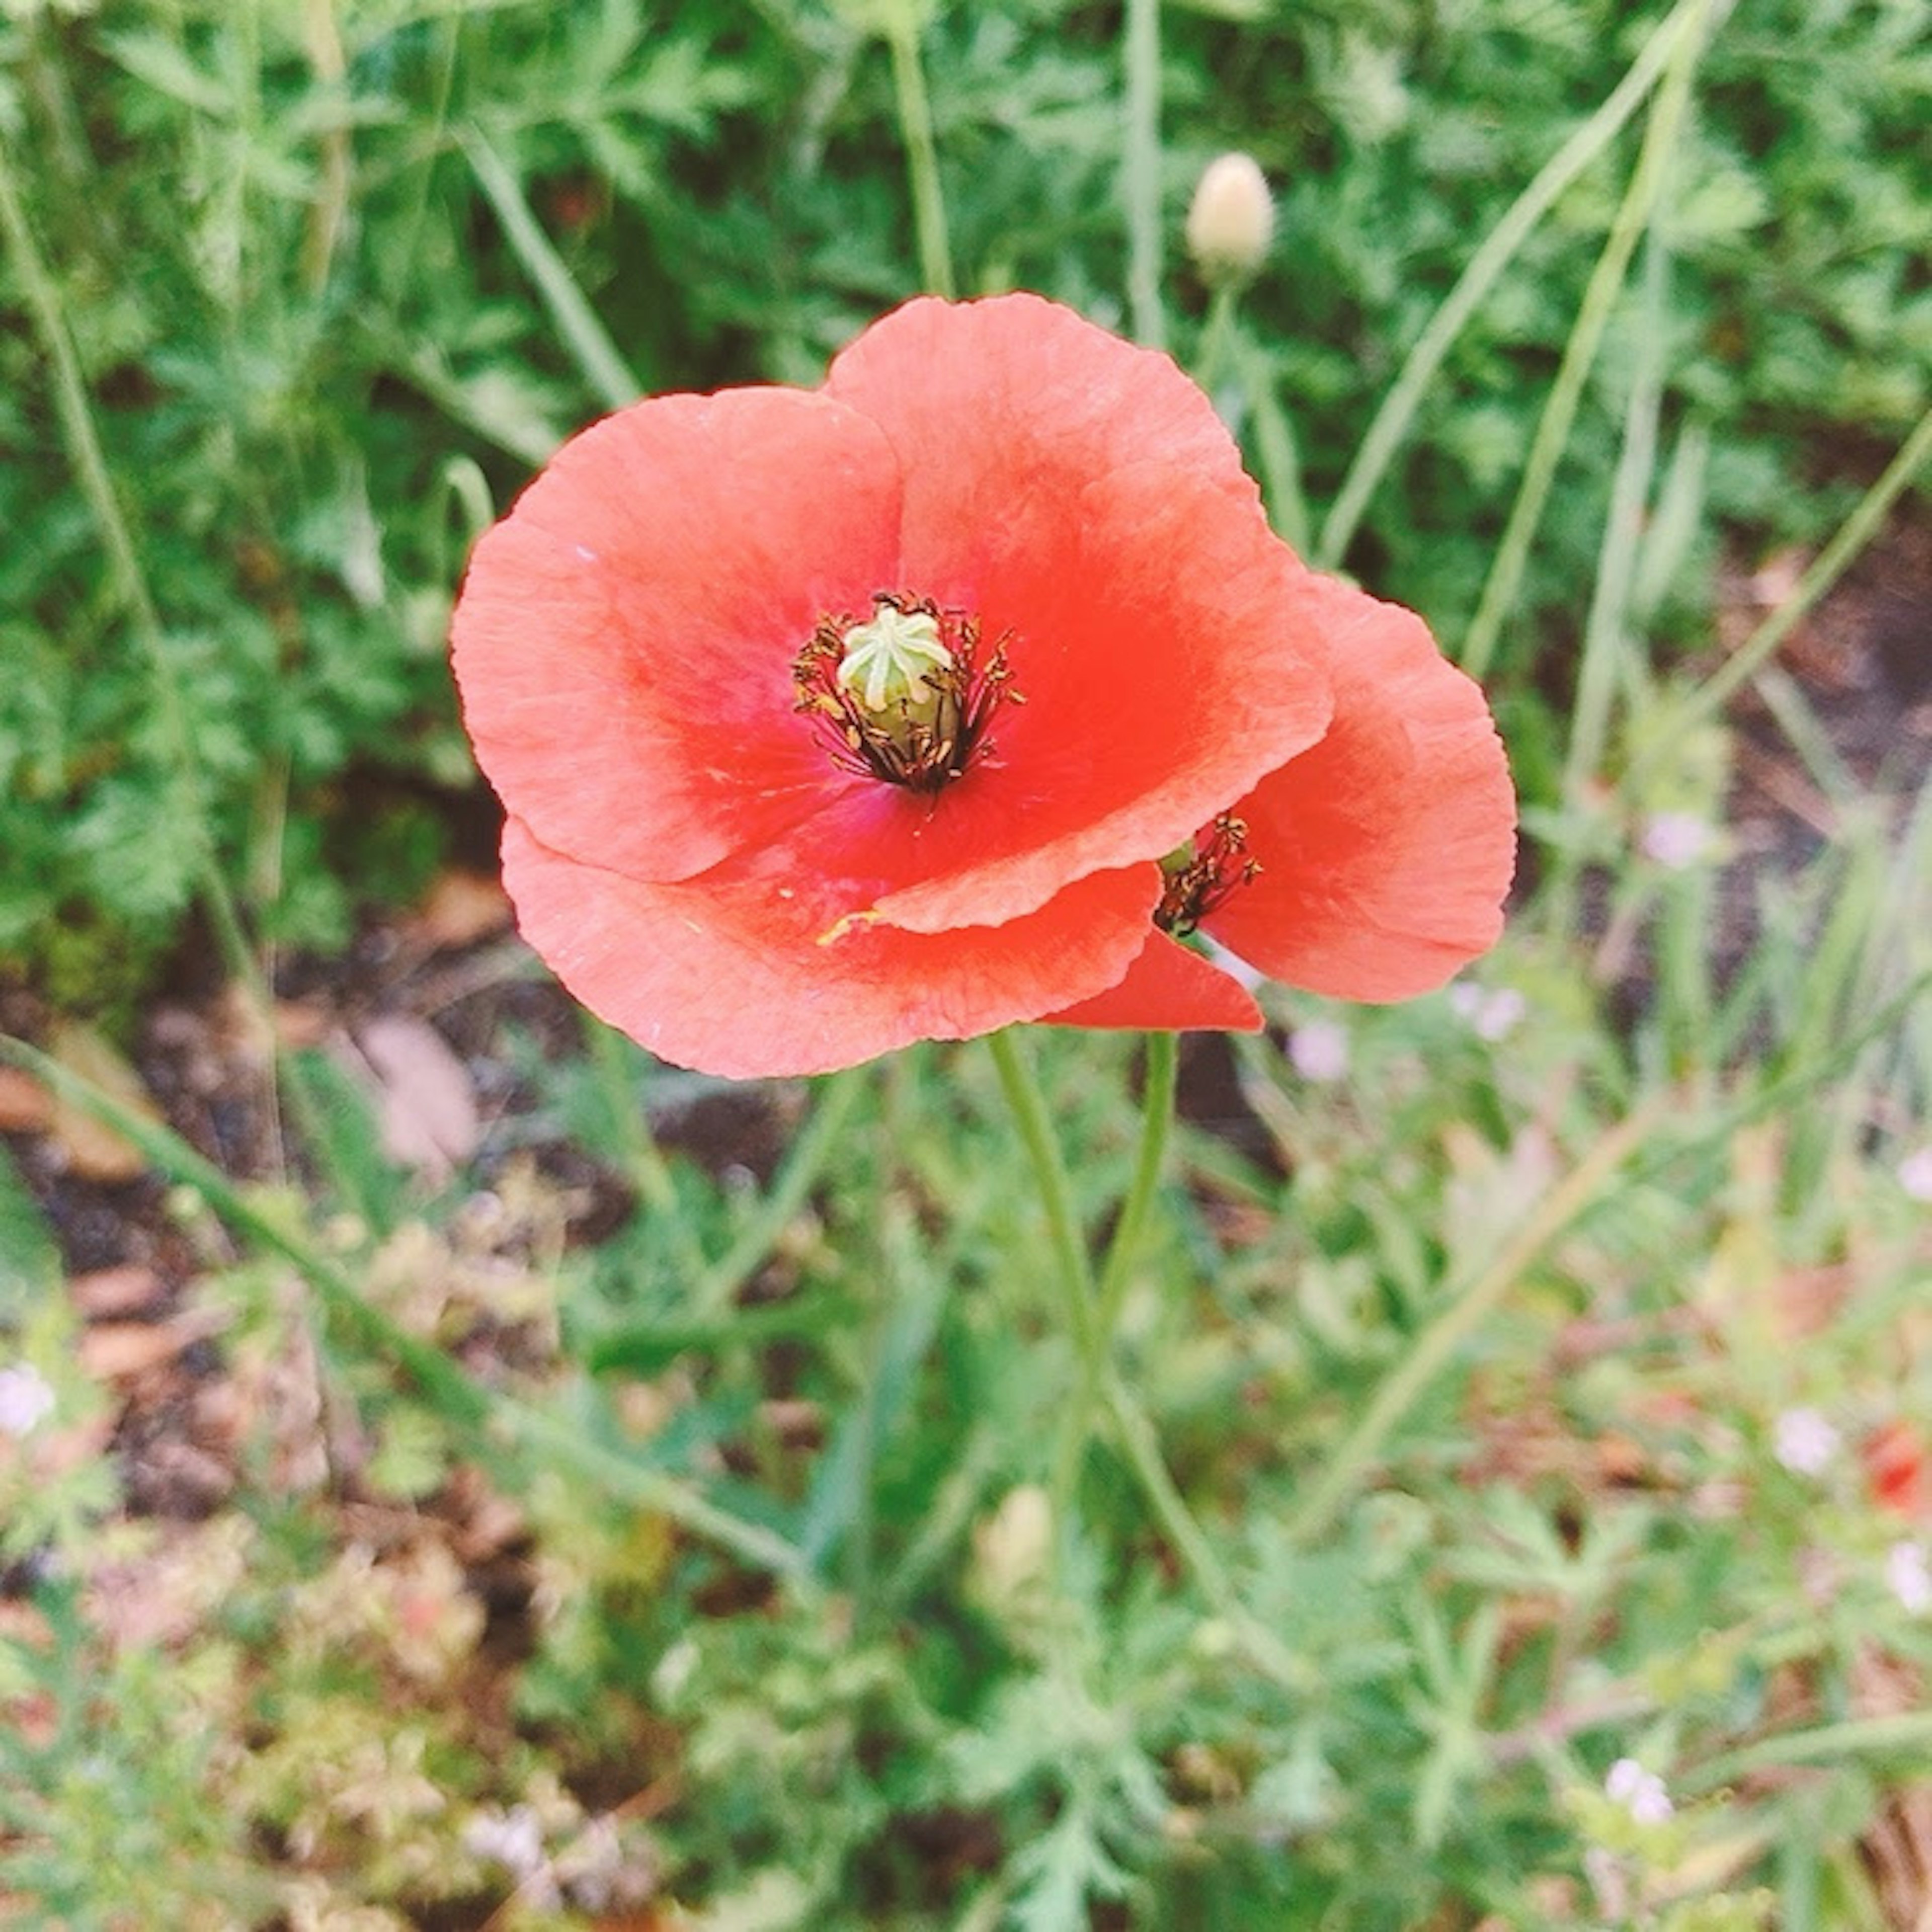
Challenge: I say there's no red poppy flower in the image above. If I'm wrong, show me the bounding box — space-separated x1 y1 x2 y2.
452 295 1514 1079
1866 1420 1928 1519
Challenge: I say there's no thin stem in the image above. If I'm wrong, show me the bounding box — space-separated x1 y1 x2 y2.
1286 1103 1661 1546
884 3 954 298
1238 329 1314 555
1687 1712 1932 1789
1315 0 1712 571
1121 0 1164 348
1051 1031 1178 1518
1623 401 1932 792
692 1066 868 1314
1195 284 1239 395
986 1029 1095 1344
988 1031 1304 1692
1459 0 1719 681
463 125 641 411
583 1014 708 1283
1092 1032 1179 1345
0 133 366 1222
1102 1374 1305 1692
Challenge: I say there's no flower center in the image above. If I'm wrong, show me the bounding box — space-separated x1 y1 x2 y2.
1155 813 1260 936
793 592 1021 793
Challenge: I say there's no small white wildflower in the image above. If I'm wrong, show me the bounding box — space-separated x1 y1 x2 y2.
463 1804 546 1879
1640 811 1715 870
1773 1407 1840 1477
1886 1541 1932 1617
0 1364 55 1438
1450 982 1526 1042
1898 1145 1932 1203
1605 1757 1673 1826
1287 1019 1349 1083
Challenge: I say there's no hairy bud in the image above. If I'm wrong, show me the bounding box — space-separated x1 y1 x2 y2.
1186 151 1274 284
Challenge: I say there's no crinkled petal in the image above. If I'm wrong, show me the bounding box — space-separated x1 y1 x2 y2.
820 295 1333 932
1044 931 1263 1032
1204 579 1516 1000
452 387 900 885
502 818 1163 1080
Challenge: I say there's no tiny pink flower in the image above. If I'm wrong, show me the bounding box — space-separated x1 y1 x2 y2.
1887 1541 1931 1616
1898 1145 1932 1203
1450 981 1526 1041
1641 811 1715 870
1773 1407 1840 1477
1287 1019 1349 1083
1605 1757 1673 1826
0 1364 55 1439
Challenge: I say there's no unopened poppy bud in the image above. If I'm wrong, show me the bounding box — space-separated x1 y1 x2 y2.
973 1484 1054 1602
1186 152 1274 284
838 599 953 723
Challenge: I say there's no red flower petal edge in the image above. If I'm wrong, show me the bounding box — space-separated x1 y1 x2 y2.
1206 575 1516 1001
503 818 1162 1081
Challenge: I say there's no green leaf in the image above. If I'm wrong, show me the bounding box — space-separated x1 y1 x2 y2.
0 1140 58 1321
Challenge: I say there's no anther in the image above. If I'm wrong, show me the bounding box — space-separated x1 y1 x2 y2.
1155 814 1261 936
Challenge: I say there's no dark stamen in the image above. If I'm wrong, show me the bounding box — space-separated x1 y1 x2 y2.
1155 813 1261 936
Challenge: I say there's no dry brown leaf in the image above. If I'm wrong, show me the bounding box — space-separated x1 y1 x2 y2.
0 1067 53 1133
69 1264 164 1318
347 1014 480 1180
44 1020 162 1182
272 998 332 1049
417 868 513 948
79 1309 225 1383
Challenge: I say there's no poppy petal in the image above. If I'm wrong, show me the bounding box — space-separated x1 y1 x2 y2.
1044 931 1263 1032
1204 578 1516 1000
452 387 901 886
816 297 1333 932
502 818 1163 1081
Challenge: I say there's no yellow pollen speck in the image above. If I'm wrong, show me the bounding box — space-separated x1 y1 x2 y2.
817 908 883 946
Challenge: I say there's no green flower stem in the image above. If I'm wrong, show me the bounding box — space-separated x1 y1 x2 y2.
0 1032 817 1588
1051 1032 1177 1514
1623 400 1932 792
884 2 955 298
987 1029 1096 1350
1121 0 1165 348
1195 284 1239 396
990 1029 1305 1689
1102 1370 1306 1692
1458 0 1721 681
